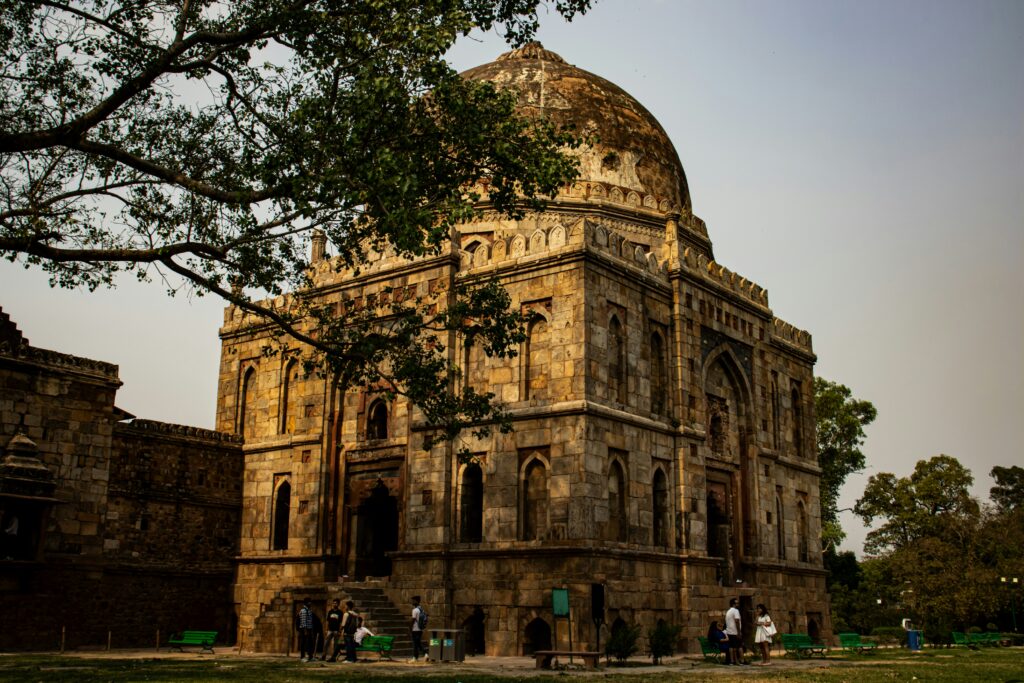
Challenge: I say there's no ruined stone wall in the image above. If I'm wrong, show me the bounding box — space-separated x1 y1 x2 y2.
0 309 241 650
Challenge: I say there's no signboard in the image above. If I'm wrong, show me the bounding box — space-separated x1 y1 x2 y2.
552 588 570 617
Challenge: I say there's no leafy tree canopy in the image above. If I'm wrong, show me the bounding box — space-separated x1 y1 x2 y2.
990 465 1024 513
814 377 876 549
0 0 591 441
854 454 978 555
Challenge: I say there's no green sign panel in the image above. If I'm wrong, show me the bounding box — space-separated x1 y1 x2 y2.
552 588 570 617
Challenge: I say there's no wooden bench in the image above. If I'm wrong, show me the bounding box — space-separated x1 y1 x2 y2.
168 630 217 654
697 636 724 662
355 635 395 660
780 633 826 659
838 633 878 654
533 650 600 669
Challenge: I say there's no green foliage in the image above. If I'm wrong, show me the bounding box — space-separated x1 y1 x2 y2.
854 454 978 555
647 621 682 665
0 0 592 444
605 623 641 663
814 378 876 549
990 466 1024 513
847 455 1024 636
869 626 904 645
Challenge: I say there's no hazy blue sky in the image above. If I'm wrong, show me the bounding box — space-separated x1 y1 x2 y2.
2 0 1021 555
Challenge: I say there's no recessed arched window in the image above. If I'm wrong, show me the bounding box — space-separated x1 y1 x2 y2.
770 372 780 449
652 468 669 547
272 478 291 551
460 463 484 543
522 459 549 541
280 359 299 435
797 500 809 562
367 399 388 440
608 460 628 542
239 367 257 439
650 331 667 415
791 385 804 458
523 316 550 400
608 315 626 404
776 495 785 560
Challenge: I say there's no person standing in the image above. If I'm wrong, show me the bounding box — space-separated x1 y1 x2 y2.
296 598 316 662
410 595 426 662
341 600 361 663
724 597 745 665
323 599 344 661
754 603 775 664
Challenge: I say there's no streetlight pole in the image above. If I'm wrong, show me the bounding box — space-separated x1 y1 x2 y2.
1001 577 1019 633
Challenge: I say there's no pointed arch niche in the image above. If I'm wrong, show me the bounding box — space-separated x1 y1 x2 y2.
703 348 757 559
520 454 549 541
271 474 291 550
521 310 551 401
239 365 257 439
607 456 628 542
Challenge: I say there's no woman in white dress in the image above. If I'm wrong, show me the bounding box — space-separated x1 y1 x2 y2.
754 603 775 664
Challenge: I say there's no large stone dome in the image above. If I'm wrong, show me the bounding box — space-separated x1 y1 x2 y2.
462 43 691 212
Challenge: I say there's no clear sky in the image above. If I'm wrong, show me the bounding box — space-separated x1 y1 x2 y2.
1 0 1021 556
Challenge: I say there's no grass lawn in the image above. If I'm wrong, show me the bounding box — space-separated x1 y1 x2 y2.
0 648 1022 682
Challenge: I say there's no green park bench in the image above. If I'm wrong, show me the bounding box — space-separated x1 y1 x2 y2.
780 633 827 659
968 632 1004 648
951 631 978 650
167 630 217 654
355 635 395 660
838 632 878 654
697 636 724 662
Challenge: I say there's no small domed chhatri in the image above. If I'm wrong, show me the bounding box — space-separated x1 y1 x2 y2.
462 42 691 213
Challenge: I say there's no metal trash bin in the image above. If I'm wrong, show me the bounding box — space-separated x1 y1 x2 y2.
907 629 922 651
427 628 465 662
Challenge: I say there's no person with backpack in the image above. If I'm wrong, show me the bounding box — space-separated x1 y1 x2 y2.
410 595 428 662
296 598 316 662
341 600 361 663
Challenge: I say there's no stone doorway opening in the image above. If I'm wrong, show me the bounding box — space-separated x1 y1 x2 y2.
354 480 398 578
523 617 551 654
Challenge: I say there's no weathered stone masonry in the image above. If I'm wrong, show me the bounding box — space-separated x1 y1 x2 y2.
0 308 242 650
222 44 830 655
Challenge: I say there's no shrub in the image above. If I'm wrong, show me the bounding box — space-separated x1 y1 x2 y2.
967 626 982 634
870 626 905 645
606 623 642 663
648 621 682 665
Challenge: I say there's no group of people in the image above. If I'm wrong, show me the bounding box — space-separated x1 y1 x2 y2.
707 598 777 665
296 598 373 663
295 594 428 664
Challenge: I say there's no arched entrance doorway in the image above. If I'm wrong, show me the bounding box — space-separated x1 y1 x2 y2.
523 617 552 654
354 480 398 578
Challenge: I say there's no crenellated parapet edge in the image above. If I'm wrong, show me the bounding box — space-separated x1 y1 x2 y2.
457 217 670 281
222 292 302 331
0 336 119 381
117 418 243 444
771 317 814 353
679 247 770 310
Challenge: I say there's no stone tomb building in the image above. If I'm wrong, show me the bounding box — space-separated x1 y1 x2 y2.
221 44 830 655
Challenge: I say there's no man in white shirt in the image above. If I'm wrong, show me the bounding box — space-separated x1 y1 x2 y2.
724 598 744 665
410 595 426 662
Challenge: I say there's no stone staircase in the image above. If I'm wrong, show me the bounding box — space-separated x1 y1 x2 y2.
249 581 413 658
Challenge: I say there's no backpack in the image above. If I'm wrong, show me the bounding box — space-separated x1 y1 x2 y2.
416 606 428 630
343 612 360 636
